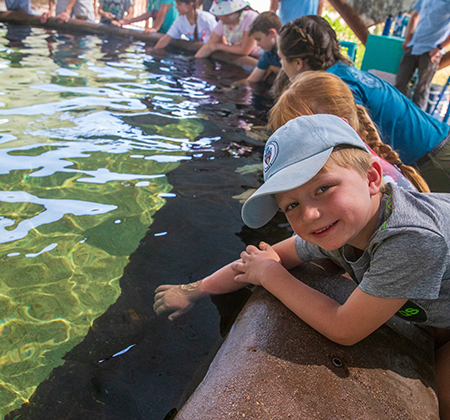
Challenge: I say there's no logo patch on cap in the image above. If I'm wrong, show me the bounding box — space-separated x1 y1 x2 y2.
263 141 279 173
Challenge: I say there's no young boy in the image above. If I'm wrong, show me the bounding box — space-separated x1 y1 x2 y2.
98 0 133 25
245 11 282 83
155 114 450 417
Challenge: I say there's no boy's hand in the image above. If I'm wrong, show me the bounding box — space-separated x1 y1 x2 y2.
153 281 205 321
232 242 281 286
103 11 115 20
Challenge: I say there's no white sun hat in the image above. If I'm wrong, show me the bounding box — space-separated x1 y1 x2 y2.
241 114 370 229
209 0 249 16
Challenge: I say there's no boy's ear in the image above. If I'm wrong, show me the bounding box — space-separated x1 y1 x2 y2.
367 160 383 195
268 28 278 38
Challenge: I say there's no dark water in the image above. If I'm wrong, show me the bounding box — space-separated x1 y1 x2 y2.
0 24 290 419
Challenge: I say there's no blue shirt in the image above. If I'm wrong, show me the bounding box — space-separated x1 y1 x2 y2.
277 0 319 26
257 47 281 70
148 0 178 34
327 62 450 165
409 0 450 55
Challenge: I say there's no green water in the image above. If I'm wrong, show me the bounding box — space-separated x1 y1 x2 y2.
0 26 211 416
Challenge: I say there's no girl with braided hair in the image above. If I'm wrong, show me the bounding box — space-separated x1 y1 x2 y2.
268 71 430 193
276 15 450 193
154 0 217 49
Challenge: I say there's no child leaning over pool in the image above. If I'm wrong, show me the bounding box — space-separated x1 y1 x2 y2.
154 0 217 49
154 114 450 418
195 0 261 58
244 11 281 83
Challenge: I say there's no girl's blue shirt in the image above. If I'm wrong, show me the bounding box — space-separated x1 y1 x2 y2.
326 62 450 165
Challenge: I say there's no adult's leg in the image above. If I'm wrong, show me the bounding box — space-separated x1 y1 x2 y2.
395 47 418 97
413 51 440 110
435 328 450 420
415 136 450 193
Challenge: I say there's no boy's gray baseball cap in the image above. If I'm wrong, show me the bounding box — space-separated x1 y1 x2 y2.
241 114 370 228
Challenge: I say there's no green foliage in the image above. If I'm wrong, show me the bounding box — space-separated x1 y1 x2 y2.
322 8 366 69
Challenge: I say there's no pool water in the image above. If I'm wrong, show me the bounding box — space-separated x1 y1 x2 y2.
0 24 281 419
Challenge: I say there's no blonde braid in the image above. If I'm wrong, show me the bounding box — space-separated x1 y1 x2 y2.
356 106 430 193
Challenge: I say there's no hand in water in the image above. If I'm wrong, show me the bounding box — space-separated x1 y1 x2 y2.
154 280 205 320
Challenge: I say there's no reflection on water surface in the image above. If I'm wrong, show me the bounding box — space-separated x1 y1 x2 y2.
0 25 234 417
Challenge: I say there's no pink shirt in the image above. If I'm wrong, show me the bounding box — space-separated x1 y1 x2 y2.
213 9 262 57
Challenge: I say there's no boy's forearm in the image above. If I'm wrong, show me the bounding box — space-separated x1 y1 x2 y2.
261 264 342 334
200 262 249 295
260 263 406 346
246 67 266 82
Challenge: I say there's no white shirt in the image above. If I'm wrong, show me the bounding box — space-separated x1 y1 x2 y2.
167 10 218 42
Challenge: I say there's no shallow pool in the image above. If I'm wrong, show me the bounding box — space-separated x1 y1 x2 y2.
0 24 284 419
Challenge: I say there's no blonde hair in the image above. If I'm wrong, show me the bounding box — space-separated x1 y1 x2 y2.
268 71 430 193
324 146 372 180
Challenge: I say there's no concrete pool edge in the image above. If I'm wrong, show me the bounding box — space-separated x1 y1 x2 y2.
175 260 439 419
0 11 258 72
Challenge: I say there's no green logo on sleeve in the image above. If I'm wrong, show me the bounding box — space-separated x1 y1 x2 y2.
395 301 427 323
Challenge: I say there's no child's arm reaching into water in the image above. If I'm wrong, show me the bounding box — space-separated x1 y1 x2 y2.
153 237 301 320
233 244 409 346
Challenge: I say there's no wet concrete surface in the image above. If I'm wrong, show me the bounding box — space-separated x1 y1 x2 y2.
177 260 438 420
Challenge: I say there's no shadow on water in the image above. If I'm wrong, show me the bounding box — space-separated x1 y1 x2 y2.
3 36 289 419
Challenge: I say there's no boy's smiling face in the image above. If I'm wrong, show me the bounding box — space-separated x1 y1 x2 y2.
275 159 383 251
252 30 276 52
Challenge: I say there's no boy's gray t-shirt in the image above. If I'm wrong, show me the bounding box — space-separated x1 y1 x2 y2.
295 184 450 329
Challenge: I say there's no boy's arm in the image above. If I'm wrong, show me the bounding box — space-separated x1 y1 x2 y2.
234 245 408 346
146 3 171 32
263 264 407 345
154 236 301 320
98 7 115 20
245 67 267 83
